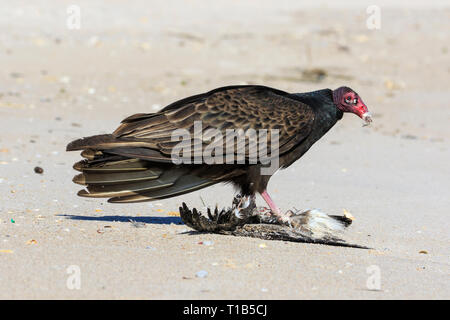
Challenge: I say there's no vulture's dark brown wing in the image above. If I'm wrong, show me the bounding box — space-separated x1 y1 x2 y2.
110 85 315 163
66 86 315 203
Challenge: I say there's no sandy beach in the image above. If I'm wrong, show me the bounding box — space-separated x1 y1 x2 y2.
0 0 449 299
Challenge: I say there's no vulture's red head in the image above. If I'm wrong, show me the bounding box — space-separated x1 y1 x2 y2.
333 87 372 125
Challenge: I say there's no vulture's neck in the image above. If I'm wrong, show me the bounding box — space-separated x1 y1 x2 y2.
291 89 343 120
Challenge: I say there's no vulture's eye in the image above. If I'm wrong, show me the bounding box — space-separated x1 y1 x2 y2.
345 97 351 103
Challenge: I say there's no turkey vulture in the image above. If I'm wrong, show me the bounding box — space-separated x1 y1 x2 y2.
66 85 371 224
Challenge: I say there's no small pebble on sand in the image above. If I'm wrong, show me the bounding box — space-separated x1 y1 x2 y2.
34 166 44 174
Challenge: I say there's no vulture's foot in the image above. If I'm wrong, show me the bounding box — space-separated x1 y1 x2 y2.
259 207 300 227
255 207 281 225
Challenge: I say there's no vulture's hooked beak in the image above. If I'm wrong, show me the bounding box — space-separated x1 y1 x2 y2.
353 98 372 127
362 112 373 126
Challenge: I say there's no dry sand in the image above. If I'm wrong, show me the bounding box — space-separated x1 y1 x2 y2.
0 0 449 299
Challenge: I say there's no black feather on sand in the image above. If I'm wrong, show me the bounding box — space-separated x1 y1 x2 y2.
179 195 370 249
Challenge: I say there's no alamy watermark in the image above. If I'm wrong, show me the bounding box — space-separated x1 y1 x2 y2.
67 5 81 30
366 5 381 30
66 265 81 290
366 265 381 291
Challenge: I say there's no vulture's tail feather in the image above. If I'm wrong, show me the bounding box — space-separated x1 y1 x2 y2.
66 134 119 151
66 134 159 154
67 132 219 203
72 168 163 185
108 175 215 203
71 151 216 203
73 158 151 172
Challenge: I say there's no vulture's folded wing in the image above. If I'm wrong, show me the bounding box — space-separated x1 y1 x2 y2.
110 85 315 163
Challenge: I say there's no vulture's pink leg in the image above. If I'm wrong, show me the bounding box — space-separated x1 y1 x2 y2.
260 190 280 214
260 190 291 222
261 190 291 225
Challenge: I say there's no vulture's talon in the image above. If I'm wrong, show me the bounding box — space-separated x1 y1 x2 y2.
258 207 272 216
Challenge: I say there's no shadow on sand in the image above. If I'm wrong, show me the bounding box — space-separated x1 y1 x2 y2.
60 214 182 225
